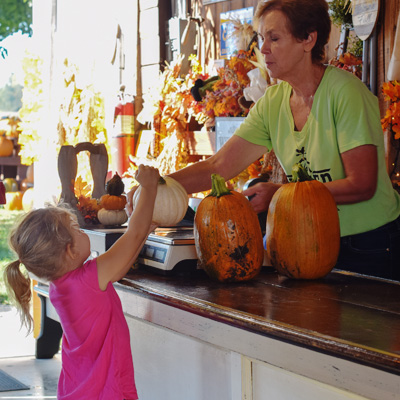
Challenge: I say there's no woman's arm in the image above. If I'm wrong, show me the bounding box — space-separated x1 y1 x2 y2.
169 135 267 193
126 136 267 215
97 165 159 290
324 144 378 204
242 144 378 214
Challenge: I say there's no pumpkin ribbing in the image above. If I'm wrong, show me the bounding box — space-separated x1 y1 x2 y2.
194 174 264 282
266 163 340 279
131 175 188 226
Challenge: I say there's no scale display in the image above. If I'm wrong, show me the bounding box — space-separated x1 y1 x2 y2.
141 244 168 264
138 226 198 273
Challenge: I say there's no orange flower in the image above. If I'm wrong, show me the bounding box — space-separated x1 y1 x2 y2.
382 81 400 102
381 80 400 139
338 53 362 66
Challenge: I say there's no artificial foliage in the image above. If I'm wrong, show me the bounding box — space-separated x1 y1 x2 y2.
74 176 101 224
17 52 45 165
199 46 259 121
381 81 400 140
329 51 362 79
136 54 208 176
57 59 107 148
381 80 400 189
127 51 266 190
57 59 109 188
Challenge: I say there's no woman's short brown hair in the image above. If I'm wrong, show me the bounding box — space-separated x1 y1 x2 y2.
254 0 331 63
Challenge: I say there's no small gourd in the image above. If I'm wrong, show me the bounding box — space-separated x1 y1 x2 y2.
100 173 127 211
106 172 124 196
97 208 128 226
265 163 340 279
0 136 13 157
5 191 23 210
100 194 127 210
132 176 188 226
194 174 264 282
98 173 128 226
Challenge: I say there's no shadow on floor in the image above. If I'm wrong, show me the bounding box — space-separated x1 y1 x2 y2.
0 305 61 398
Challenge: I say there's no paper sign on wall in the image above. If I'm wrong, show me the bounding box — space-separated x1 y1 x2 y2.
220 7 254 59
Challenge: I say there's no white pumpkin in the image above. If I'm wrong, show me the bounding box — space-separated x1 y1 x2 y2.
132 176 188 226
98 208 128 226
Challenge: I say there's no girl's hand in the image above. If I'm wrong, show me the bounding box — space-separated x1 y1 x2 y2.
125 187 137 216
126 166 159 216
134 165 160 189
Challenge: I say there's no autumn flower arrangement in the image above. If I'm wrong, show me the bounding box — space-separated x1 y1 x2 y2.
74 176 101 224
381 80 400 190
198 47 259 122
131 54 208 178
381 81 400 140
329 52 362 79
127 50 266 190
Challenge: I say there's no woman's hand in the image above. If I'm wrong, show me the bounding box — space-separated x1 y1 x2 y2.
242 182 282 214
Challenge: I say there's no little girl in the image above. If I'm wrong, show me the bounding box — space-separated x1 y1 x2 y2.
4 164 160 400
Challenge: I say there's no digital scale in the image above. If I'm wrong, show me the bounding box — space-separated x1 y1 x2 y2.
87 207 270 275
86 222 200 275
138 226 199 274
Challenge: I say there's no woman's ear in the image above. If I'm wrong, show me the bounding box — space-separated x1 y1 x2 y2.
304 31 317 52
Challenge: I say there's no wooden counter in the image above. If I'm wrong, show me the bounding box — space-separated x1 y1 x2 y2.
35 226 400 399
116 267 400 400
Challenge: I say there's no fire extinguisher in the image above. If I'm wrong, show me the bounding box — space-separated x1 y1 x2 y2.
111 85 135 176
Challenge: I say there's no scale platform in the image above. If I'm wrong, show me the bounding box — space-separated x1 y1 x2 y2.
86 220 270 275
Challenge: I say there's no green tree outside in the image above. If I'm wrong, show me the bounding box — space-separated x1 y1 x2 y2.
0 0 32 58
0 75 23 111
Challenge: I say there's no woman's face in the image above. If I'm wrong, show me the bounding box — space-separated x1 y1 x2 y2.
258 9 309 81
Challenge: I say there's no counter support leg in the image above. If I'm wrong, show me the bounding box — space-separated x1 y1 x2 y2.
35 294 63 359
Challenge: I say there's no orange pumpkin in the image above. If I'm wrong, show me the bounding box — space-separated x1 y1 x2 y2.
266 164 340 280
5 191 23 210
0 136 14 157
100 194 127 210
194 173 264 282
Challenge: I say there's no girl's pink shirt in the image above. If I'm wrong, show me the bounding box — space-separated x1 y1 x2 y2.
49 259 138 400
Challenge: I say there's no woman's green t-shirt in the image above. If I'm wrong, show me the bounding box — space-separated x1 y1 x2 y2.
235 65 400 236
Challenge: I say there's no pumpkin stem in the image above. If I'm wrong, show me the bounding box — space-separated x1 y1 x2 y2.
292 163 314 182
209 174 231 197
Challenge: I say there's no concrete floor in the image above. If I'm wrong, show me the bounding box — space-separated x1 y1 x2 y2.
0 304 61 399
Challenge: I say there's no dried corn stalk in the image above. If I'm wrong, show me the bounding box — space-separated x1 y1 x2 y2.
155 130 189 176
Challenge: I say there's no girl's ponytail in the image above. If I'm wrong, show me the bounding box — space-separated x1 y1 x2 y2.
3 260 33 332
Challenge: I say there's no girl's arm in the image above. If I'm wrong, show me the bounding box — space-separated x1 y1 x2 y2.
96 165 159 291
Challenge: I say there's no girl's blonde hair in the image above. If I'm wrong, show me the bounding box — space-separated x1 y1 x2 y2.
4 205 78 331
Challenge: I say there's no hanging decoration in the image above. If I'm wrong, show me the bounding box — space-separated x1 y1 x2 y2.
387 11 400 81
381 80 400 190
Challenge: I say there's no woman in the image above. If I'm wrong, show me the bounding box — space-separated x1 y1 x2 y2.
127 0 400 280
